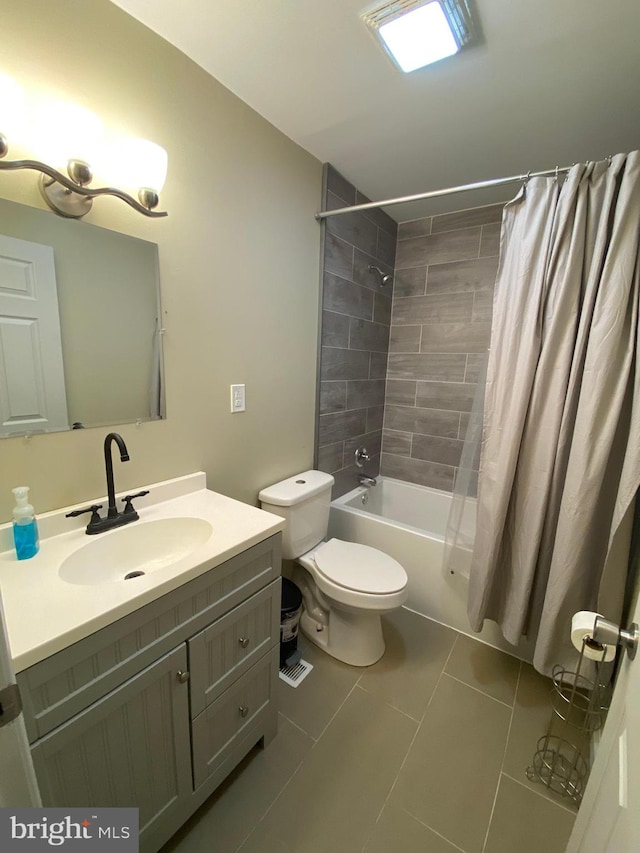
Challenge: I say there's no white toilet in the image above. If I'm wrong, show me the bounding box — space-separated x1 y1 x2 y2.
259 470 408 666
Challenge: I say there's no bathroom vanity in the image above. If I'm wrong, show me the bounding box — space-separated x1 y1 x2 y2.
0 474 284 852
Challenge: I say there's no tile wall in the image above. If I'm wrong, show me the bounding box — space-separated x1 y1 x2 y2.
317 166 398 497
380 202 506 491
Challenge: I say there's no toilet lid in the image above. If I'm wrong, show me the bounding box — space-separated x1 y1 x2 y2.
314 539 407 594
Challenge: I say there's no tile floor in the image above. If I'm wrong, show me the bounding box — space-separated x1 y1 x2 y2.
162 608 579 853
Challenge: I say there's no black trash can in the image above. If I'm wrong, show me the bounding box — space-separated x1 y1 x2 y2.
280 578 303 667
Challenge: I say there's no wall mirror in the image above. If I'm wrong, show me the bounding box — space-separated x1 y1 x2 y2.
0 197 164 437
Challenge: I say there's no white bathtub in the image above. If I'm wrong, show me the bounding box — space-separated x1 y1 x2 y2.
328 476 532 661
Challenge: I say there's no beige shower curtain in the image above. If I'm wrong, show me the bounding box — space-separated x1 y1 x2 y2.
468 152 640 675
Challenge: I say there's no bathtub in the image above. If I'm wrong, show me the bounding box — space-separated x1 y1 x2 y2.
328 476 532 661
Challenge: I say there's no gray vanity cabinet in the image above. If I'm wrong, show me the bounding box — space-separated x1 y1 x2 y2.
31 645 192 839
17 533 282 853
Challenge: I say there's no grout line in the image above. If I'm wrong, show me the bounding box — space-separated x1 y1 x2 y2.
480 660 522 853
501 770 580 816
441 671 515 710
277 711 317 742
396 805 470 853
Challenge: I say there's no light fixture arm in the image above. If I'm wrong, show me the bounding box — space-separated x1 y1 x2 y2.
0 156 168 219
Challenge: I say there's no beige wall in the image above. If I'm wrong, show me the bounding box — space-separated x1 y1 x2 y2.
0 0 322 521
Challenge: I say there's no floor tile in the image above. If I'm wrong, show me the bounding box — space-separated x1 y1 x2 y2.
277 635 361 740
239 686 417 853
445 633 521 706
502 664 587 811
390 673 511 853
358 608 457 720
363 803 462 853
483 773 575 853
161 715 313 853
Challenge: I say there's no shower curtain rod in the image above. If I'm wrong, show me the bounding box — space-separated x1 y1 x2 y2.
314 164 573 220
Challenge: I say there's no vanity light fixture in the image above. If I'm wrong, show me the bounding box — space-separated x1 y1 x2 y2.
0 73 168 219
362 0 478 73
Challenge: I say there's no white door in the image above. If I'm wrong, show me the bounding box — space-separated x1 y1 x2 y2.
0 589 40 807
0 234 69 436
566 589 640 851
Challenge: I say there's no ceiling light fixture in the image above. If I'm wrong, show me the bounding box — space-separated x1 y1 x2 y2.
363 0 478 73
0 72 168 219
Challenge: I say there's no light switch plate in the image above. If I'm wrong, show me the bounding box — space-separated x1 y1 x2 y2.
230 384 246 413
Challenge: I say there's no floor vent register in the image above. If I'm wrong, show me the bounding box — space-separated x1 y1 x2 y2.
279 658 313 688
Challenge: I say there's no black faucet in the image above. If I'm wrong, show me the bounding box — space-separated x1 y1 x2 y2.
66 432 149 534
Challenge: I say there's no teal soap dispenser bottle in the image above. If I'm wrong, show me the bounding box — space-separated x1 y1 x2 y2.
12 486 40 560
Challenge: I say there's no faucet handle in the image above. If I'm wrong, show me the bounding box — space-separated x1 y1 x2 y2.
121 491 149 515
66 504 103 524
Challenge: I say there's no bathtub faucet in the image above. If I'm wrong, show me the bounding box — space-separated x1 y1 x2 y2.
357 474 377 487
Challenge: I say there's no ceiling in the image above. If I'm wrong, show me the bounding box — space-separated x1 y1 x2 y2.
110 0 640 221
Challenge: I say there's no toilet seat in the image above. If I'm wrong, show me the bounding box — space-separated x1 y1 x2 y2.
313 538 407 594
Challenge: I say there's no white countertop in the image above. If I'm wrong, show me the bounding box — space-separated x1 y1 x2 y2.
0 473 284 673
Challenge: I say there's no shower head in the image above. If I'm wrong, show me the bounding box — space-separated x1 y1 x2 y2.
368 264 393 287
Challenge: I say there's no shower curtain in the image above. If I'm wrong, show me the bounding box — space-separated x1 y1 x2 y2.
466 152 640 675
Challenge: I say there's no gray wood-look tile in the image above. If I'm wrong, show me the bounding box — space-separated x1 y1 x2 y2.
426 255 499 295
389 325 421 353
385 404 460 438
356 191 398 236
319 380 346 415
323 272 374 320
465 352 489 383
419 322 491 354
373 292 392 325
382 429 412 456
326 165 356 205
319 409 367 445
326 206 378 257
376 226 397 267
480 222 501 257
366 405 384 433
387 352 467 382
390 674 511 853
350 318 390 353
398 217 431 240
459 411 470 438
320 346 370 381
380 453 456 491
472 288 495 322
411 433 464 467
396 226 482 268
324 232 353 280
369 351 388 379
346 379 386 410
317 441 343 473
415 380 477 412
321 310 350 348
394 266 427 297
392 292 475 326
386 379 417 406
431 202 506 234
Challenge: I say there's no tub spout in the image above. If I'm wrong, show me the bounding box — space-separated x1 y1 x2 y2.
358 475 377 487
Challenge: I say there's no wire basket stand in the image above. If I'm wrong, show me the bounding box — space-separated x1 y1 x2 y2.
526 637 611 804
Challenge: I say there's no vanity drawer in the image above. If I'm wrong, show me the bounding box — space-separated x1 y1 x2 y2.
188 579 280 717
191 645 279 790
18 534 281 742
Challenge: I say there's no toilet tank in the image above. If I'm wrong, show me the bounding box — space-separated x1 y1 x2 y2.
258 470 334 560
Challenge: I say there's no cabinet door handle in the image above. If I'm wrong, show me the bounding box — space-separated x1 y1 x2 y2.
176 670 190 684
238 705 249 718
239 637 250 649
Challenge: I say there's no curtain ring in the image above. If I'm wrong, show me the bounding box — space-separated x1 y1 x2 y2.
554 166 559 182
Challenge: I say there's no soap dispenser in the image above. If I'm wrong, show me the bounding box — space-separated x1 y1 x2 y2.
12 486 40 560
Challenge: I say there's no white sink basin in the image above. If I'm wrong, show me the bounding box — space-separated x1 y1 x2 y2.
59 517 213 586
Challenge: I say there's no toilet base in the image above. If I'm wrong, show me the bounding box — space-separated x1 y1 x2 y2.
299 605 386 667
